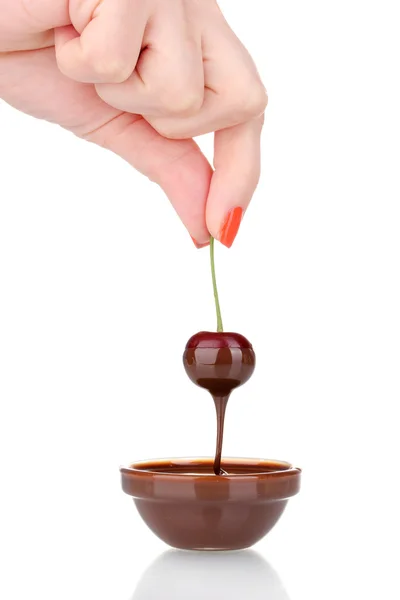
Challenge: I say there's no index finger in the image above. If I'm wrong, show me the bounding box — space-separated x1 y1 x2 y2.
206 115 265 247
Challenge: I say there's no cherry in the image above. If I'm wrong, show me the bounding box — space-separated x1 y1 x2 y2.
183 331 256 395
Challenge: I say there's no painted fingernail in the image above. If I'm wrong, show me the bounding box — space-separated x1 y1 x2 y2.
191 236 210 249
219 207 243 248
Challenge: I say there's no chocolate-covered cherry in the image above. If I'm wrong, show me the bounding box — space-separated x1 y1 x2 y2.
183 331 256 396
183 330 255 475
183 238 256 475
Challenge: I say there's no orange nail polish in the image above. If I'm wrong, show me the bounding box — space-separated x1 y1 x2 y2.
219 207 243 248
191 236 210 249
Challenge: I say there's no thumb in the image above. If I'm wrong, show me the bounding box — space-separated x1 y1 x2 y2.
85 113 212 246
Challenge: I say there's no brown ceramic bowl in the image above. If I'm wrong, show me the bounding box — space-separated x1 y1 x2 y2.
120 457 301 551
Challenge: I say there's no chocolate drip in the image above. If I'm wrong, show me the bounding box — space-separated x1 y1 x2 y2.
183 336 255 476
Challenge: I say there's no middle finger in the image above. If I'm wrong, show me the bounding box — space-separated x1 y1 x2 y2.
147 16 267 139
96 0 204 117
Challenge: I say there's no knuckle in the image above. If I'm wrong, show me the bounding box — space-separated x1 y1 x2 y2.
152 120 189 140
159 84 204 117
237 81 269 118
82 44 133 83
91 59 132 83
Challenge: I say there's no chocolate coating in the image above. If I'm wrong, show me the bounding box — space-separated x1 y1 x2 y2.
121 457 301 551
183 332 256 475
183 345 256 394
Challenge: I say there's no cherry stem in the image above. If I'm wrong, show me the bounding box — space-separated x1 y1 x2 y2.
210 237 223 333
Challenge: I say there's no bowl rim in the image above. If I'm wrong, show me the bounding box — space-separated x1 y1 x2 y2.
120 457 302 481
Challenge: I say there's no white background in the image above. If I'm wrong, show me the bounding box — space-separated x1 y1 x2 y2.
1 1 399 599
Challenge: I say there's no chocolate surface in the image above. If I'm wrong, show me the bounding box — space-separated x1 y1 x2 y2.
120 458 301 551
183 333 256 474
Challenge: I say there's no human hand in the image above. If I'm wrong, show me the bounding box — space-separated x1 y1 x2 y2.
0 0 267 247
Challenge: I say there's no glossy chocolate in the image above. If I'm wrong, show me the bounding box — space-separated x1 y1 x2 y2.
120 458 301 551
183 332 256 475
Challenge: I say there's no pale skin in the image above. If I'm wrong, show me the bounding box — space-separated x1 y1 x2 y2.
0 0 267 247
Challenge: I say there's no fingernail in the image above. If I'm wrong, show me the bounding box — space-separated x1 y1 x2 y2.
219 207 243 248
191 236 210 249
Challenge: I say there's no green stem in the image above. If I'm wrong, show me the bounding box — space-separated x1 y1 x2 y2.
210 237 223 332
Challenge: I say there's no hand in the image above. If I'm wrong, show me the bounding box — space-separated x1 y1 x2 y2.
0 0 267 247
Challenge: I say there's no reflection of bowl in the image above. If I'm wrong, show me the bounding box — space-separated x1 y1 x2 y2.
121 457 301 551
132 549 291 600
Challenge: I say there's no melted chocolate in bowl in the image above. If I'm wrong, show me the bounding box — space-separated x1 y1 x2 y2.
120 458 301 551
